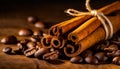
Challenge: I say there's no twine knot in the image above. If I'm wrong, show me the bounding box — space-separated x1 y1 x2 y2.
65 0 113 40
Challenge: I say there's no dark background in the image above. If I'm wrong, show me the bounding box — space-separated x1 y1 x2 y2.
0 0 117 28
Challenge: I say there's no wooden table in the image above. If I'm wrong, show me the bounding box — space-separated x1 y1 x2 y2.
0 1 120 69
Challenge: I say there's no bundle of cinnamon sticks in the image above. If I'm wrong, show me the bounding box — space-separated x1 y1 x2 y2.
41 1 120 57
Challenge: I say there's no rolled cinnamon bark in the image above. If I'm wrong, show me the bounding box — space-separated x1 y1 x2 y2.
49 15 90 36
68 17 101 42
64 44 81 57
41 35 53 48
51 36 66 49
68 1 120 43
49 1 120 37
64 14 120 57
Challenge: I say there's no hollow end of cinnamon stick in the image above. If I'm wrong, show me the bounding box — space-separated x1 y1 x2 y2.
68 33 78 43
51 36 66 49
64 44 81 57
41 35 52 48
49 26 58 36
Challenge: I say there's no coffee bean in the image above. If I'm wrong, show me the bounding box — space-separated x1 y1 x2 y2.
30 35 42 42
18 28 33 36
34 21 45 29
112 56 120 65
94 52 108 62
27 16 39 24
85 56 98 64
70 56 83 64
104 44 118 51
14 48 23 55
3 47 12 54
33 30 43 36
1 35 18 44
43 50 59 61
24 48 36 57
17 39 29 51
27 42 36 49
34 48 49 58
81 50 93 57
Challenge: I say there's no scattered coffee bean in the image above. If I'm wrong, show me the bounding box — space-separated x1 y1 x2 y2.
112 56 120 65
2 47 12 54
27 41 36 49
85 56 98 64
18 28 33 36
34 21 45 29
14 48 23 55
30 35 42 42
43 50 59 61
24 48 36 57
33 30 43 36
34 48 49 58
107 50 120 57
94 52 108 62
17 39 29 51
27 16 39 24
104 44 118 51
1 35 18 44
70 56 83 64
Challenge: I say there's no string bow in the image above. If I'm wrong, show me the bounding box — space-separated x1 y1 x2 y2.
66 0 113 39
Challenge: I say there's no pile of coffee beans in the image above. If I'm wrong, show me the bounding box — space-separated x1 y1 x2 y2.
1 16 120 65
27 16 45 29
70 30 120 65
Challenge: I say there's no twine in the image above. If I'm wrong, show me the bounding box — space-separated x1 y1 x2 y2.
65 0 113 39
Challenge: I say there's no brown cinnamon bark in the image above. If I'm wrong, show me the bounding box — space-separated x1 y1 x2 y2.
41 35 53 48
68 1 120 43
64 44 81 57
64 14 120 57
49 1 120 37
51 36 66 49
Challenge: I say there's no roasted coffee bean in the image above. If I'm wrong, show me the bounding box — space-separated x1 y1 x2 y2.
112 56 120 65
36 43 42 49
27 16 39 24
17 39 29 51
20 39 30 44
43 33 48 37
33 30 43 36
94 52 108 62
27 42 36 49
14 48 23 55
18 28 33 36
104 44 118 51
34 21 45 29
70 56 83 64
43 51 59 61
30 35 42 42
107 50 120 57
34 48 49 58
3 47 12 54
85 56 98 64
81 50 93 57
24 48 36 57
1 35 18 44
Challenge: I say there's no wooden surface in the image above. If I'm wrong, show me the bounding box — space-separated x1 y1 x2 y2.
0 1 120 69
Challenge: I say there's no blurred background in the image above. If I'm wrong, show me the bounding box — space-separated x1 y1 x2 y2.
0 0 117 28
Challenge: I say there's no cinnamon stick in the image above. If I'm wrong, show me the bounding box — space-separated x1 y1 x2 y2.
51 36 66 49
49 1 120 37
64 14 120 57
68 1 120 43
41 35 52 48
